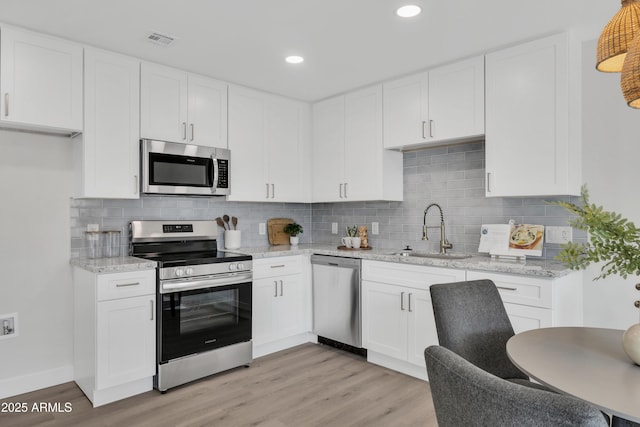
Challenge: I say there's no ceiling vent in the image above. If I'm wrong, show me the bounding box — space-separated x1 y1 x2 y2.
146 32 175 46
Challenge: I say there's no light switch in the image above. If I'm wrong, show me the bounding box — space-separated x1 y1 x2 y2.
259 223 266 235
331 222 338 234
371 222 379 235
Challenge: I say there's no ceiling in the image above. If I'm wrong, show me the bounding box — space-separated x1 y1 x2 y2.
0 0 618 102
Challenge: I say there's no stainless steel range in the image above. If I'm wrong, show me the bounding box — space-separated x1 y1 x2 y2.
130 220 252 392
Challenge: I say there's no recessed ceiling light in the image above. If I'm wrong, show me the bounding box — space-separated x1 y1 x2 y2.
285 55 304 64
396 5 422 18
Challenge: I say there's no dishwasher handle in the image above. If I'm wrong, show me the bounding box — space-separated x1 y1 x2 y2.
310 254 361 269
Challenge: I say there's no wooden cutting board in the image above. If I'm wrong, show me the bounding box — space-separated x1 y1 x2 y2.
267 218 293 245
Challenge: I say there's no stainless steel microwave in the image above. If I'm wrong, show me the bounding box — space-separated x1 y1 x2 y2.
141 139 230 196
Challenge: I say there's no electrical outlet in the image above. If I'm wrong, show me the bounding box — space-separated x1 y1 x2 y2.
546 226 573 244
87 224 99 232
371 222 379 235
331 222 338 234
259 223 266 235
0 313 17 340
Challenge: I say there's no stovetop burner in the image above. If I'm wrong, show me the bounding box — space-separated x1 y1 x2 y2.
136 250 252 268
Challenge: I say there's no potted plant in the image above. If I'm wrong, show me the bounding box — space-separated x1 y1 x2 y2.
283 222 303 246
552 185 640 363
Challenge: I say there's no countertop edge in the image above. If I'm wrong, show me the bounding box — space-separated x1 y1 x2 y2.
70 256 157 274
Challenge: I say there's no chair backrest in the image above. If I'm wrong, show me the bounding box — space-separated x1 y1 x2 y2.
424 345 609 427
430 279 526 380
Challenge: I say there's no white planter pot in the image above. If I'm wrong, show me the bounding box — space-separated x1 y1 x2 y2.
290 236 299 245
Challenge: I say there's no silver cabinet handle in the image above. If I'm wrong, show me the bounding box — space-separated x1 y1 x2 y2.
190 123 194 141
150 300 154 320
271 183 275 199
408 293 413 312
4 93 8 117
497 286 517 291
422 121 427 139
279 280 284 296
270 264 285 269
274 280 278 297
182 122 187 140
344 183 348 198
134 175 138 195
486 172 492 193
339 183 344 198
429 120 434 138
266 183 270 199
116 282 140 287
400 291 405 311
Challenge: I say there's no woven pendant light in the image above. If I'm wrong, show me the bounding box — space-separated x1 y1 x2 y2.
597 0 640 72
621 35 640 107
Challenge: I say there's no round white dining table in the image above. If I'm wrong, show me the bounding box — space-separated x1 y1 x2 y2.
506 327 640 424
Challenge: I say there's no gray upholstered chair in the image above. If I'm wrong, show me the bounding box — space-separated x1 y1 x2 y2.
429 279 543 388
424 345 609 427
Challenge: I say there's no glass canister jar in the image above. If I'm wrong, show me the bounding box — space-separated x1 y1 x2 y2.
104 230 121 257
86 231 103 258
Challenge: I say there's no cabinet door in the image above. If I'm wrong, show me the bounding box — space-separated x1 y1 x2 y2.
227 86 267 201
383 73 428 149
504 302 553 334
344 85 383 201
187 75 228 148
485 33 574 197
312 96 345 202
82 48 140 199
428 55 485 143
274 275 305 339
96 295 155 390
362 280 407 360
252 277 278 346
266 97 306 202
406 289 438 367
0 26 82 131
140 63 188 143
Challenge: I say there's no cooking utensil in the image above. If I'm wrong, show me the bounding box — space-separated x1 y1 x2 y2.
232 216 238 230
215 217 226 230
223 215 231 230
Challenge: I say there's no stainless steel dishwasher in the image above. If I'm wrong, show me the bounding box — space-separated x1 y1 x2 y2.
310 255 363 351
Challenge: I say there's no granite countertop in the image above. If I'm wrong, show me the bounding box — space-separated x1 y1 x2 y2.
233 244 574 278
70 256 157 274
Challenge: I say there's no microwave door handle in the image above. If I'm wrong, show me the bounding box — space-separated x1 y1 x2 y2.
211 156 219 190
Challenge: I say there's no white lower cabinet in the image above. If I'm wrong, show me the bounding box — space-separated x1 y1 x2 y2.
252 256 312 357
73 268 156 407
466 270 583 333
362 261 465 379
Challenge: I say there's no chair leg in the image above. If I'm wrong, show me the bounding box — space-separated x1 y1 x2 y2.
612 415 640 427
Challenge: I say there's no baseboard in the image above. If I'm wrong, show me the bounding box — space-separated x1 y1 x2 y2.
0 364 74 400
367 351 428 381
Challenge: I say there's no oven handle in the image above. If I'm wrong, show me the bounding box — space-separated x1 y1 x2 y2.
160 272 252 294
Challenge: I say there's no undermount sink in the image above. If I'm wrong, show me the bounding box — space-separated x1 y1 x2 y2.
390 251 472 260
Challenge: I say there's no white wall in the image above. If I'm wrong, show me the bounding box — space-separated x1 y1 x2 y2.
0 129 75 398
581 39 640 329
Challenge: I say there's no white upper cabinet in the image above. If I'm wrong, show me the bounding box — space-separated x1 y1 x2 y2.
140 62 227 148
77 48 140 199
227 85 311 202
383 55 484 150
485 33 580 197
0 26 83 132
313 85 403 202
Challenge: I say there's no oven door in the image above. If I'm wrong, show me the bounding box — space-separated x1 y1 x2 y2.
141 139 230 196
159 280 251 363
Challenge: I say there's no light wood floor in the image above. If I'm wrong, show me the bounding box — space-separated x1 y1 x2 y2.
0 343 437 427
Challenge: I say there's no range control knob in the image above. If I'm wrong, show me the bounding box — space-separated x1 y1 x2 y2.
228 263 237 271
175 268 185 277
185 267 194 276
237 263 245 271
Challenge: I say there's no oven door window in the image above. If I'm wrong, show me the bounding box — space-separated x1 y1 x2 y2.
149 152 213 188
160 282 251 362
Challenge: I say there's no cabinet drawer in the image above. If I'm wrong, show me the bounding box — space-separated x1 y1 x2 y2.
467 271 552 309
253 256 303 279
362 260 465 290
97 270 155 301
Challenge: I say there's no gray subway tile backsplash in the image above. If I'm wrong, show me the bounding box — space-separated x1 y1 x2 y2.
70 141 583 260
